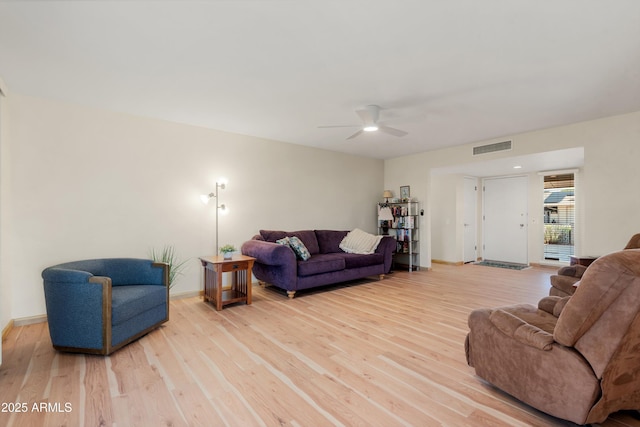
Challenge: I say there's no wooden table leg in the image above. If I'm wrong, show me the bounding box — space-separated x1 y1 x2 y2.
216 265 223 311
246 270 252 305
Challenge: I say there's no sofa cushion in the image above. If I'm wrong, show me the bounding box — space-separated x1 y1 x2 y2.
260 229 319 254
111 285 167 326
297 254 346 276
112 304 167 347
343 253 384 269
316 230 348 254
260 229 288 242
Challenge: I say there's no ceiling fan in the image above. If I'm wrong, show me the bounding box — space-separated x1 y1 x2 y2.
318 105 408 140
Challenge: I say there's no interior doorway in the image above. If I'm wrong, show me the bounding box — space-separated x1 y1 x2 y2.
482 175 528 265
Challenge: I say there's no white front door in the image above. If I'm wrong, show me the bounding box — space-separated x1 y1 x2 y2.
463 177 478 263
483 176 528 264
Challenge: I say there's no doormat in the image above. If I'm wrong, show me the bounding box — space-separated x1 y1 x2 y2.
475 261 529 270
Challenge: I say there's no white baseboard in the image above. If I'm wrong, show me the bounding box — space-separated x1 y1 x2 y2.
14 314 47 327
170 290 202 300
2 319 15 340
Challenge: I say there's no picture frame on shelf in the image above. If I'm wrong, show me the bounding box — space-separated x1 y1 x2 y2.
400 185 410 201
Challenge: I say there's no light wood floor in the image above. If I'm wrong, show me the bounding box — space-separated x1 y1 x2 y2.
2 264 639 427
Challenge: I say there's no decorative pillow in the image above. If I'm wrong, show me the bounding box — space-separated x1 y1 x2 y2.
288 236 311 261
276 237 291 246
339 228 383 254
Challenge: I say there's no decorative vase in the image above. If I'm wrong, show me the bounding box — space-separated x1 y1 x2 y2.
223 252 233 260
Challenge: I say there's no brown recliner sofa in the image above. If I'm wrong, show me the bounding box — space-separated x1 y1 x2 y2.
549 233 640 297
466 249 640 425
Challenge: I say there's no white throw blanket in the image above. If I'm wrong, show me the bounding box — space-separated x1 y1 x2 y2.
339 228 383 254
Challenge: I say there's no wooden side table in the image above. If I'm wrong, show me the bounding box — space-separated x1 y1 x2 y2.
199 255 255 311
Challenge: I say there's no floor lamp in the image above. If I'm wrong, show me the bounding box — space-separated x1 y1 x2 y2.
200 178 227 254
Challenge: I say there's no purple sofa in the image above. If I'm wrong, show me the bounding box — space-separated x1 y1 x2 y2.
241 229 396 298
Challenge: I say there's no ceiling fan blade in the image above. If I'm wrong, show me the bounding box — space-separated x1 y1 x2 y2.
346 130 364 140
317 124 360 129
378 124 408 137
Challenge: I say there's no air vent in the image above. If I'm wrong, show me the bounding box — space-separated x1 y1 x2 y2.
473 140 512 155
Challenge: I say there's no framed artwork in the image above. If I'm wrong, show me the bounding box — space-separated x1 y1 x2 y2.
400 185 410 200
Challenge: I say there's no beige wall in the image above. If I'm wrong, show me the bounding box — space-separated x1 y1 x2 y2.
429 173 459 262
385 110 640 267
4 94 384 320
0 80 9 365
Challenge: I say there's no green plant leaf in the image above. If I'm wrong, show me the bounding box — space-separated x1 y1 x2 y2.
150 245 189 288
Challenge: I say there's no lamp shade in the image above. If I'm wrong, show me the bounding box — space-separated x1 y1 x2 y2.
378 205 394 221
383 190 393 199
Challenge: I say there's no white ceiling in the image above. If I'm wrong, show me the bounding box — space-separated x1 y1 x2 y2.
1 1 639 160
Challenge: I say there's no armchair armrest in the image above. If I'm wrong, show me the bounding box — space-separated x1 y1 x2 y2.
489 309 555 350
42 271 111 350
152 262 170 287
42 267 93 283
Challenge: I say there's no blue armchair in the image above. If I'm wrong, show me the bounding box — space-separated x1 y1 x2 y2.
42 258 169 355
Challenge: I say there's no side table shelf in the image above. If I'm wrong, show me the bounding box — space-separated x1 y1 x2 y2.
199 255 256 311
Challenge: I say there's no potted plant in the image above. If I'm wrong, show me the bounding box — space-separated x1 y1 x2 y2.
150 245 189 289
220 244 236 259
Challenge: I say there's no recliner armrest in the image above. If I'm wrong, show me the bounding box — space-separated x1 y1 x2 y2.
557 264 587 278
489 309 555 350
538 296 571 317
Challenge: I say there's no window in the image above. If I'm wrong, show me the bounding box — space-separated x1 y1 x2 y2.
543 173 575 262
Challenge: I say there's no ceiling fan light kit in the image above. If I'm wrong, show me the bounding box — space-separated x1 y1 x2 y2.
319 105 408 140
